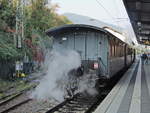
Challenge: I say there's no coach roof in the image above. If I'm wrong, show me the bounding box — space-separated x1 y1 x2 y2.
46 24 106 37
46 24 127 44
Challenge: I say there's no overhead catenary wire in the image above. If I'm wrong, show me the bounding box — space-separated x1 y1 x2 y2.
95 0 138 44
95 0 129 25
114 0 122 19
113 0 122 26
95 0 117 23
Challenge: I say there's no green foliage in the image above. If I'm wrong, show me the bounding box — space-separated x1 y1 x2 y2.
0 0 16 28
32 30 53 49
0 31 23 60
0 0 72 60
25 0 72 35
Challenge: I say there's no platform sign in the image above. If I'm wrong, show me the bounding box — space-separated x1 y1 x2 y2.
15 61 23 71
16 61 20 71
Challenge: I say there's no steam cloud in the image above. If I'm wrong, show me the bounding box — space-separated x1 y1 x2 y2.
31 44 98 102
31 47 81 101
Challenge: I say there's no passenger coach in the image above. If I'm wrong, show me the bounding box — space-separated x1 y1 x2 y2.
46 24 135 80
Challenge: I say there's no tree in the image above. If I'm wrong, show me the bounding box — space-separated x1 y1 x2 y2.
0 0 16 29
0 0 72 61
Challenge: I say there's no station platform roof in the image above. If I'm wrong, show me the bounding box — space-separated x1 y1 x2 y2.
123 0 150 45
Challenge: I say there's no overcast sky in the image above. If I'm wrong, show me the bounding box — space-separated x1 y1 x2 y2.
51 0 138 44
51 0 128 24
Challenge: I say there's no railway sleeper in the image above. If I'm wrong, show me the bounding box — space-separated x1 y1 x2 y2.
58 107 86 112
65 104 89 108
68 101 93 106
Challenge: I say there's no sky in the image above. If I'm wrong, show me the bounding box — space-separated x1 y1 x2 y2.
51 0 127 23
50 0 138 45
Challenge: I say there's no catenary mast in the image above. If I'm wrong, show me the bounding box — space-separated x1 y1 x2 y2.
15 0 24 48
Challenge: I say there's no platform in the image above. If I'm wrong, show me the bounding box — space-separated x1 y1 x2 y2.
94 58 150 113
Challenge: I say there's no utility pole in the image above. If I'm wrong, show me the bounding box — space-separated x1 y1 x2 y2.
15 0 24 48
15 0 25 77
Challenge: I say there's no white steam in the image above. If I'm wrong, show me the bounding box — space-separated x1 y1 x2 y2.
31 44 98 102
77 73 98 96
31 48 81 101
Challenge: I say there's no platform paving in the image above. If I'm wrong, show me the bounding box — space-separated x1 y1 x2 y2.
94 59 150 113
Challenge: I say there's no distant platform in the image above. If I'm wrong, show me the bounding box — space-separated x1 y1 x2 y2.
94 58 150 113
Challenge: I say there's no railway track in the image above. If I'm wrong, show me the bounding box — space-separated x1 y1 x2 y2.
0 76 39 101
46 93 106 113
0 92 23 106
0 83 36 105
45 66 129 113
0 98 32 113
0 73 42 113
0 84 36 113
0 91 32 113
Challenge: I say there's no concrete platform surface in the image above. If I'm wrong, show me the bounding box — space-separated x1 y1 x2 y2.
94 59 150 113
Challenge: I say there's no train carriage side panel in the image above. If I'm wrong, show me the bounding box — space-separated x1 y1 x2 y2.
126 46 133 66
108 36 125 78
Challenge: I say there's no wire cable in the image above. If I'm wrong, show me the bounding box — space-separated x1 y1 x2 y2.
95 0 131 27
95 0 115 20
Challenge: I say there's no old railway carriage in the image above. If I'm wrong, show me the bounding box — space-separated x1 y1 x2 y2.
46 24 135 80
